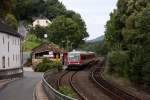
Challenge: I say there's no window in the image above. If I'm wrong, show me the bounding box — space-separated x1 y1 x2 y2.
18 39 19 45
16 55 17 62
8 42 9 52
8 57 10 67
3 36 4 44
2 56 5 68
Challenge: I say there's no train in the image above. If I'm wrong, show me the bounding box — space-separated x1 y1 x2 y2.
63 50 96 69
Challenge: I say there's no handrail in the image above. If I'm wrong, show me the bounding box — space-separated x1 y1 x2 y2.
42 70 77 100
0 67 23 79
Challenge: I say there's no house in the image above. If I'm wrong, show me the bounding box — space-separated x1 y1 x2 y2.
32 17 51 27
0 21 22 69
32 42 64 66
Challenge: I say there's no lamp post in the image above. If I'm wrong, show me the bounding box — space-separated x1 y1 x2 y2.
44 34 48 42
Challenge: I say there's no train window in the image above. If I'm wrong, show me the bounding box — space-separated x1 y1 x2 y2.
81 55 86 60
68 53 79 61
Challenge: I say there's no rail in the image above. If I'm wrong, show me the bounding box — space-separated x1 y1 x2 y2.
90 59 141 100
0 67 23 79
42 70 77 100
70 71 88 100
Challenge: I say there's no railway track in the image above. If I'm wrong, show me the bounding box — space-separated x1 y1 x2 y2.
90 59 141 100
57 71 87 100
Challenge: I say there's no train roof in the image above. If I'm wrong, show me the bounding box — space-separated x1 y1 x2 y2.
68 50 95 54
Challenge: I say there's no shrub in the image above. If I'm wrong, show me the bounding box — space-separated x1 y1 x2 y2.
35 58 63 72
142 62 150 86
108 50 130 77
58 85 76 98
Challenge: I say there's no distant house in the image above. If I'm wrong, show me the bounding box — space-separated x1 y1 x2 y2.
0 21 22 69
32 42 64 66
32 17 51 27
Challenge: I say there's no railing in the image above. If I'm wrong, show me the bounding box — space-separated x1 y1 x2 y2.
42 70 76 100
0 67 23 79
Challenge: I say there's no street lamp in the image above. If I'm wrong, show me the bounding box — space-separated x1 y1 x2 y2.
44 34 48 42
44 34 48 38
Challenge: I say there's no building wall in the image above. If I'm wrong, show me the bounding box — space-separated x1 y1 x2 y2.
33 19 51 27
0 32 21 69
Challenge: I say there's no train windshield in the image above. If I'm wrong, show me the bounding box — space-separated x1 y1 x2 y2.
68 53 79 61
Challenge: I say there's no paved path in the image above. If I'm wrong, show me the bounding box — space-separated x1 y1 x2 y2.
0 70 43 100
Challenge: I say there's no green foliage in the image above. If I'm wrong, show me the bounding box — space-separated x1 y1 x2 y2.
78 41 108 56
0 0 88 50
23 32 41 51
105 0 150 88
13 0 66 20
65 10 89 39
31 26 48 39
5 13 18 30
48 16 85 50
58 85 76 98
108 51 129 77
35 58 63 72
142 62 150 86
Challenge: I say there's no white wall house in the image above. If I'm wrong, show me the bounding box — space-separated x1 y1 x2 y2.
0 22 21 69
33 18 51 27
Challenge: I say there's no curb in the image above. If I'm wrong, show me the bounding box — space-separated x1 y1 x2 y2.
33 81 48 100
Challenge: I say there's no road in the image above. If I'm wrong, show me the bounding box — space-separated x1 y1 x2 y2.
0 69 43 100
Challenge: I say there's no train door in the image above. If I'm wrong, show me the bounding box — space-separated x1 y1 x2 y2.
63 53 68 65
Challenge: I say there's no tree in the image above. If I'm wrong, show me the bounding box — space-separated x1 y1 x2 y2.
104 0 150 88
31 26 48 39
5 13 18 30
65 10 89 39
48 16 83 50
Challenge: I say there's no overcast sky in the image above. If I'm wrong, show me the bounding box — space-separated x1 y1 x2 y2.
59 0 117 40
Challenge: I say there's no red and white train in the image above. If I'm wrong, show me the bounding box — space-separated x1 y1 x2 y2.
63 50 95 69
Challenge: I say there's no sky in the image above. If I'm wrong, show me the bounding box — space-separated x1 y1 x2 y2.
59 0 117 40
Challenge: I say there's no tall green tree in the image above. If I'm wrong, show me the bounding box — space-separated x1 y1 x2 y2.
5 13 18 30
105 0 150 87
48 16 83 50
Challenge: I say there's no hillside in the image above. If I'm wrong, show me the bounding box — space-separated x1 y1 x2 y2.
86 35 104 43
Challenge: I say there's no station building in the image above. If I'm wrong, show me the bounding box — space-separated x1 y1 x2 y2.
32 42 64 66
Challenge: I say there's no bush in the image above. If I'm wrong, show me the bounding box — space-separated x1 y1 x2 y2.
58 85 76 98
108 50 130 77
142 62 150 86
35 58 63 72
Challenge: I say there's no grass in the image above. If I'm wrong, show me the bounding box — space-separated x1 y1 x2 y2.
23 41 40 51
23 32 41 51
102 64 131 87
58 85 76 98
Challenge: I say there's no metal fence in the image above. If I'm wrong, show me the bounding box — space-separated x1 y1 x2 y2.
42 70 77 100
0 68 23 79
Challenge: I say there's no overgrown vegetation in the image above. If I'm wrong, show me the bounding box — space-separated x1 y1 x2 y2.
0 0 88 50
104 0 150 89
23 32 41 51
78 41 108 56
35 58 63 72
58 85 76 98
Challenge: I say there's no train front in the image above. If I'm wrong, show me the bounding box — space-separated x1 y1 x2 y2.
67 52 82 69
